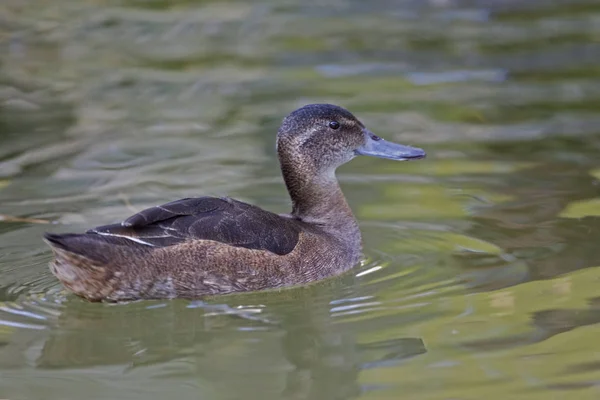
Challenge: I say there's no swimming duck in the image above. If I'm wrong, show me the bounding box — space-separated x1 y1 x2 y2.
44 104 425 301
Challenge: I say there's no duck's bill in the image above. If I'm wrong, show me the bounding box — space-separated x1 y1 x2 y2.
355 130 426 161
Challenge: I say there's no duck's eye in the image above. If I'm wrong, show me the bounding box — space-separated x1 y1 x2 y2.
328 121 340 130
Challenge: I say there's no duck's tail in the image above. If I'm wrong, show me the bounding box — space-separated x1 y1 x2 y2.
43 232 148 301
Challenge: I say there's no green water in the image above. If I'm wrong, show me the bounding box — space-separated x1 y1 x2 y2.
1 0 600 399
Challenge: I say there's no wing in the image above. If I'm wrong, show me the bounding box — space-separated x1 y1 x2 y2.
87 197 301 256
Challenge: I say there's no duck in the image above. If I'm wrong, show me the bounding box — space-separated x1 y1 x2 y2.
43 104 425 302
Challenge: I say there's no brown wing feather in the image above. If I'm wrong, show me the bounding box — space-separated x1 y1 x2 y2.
88 196 301 256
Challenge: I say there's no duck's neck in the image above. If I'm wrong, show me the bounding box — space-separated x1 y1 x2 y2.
281 160 360 238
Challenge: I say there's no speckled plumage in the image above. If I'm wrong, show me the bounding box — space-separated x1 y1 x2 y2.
44 104 425 302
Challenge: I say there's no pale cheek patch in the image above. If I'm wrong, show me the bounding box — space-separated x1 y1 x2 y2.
298 125 322 147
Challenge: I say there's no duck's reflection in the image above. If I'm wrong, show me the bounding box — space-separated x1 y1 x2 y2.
35 281 427 399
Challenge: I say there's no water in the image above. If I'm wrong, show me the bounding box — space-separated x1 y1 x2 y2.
1 0 600 398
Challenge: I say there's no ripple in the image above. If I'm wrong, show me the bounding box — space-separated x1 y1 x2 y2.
0 292 64 331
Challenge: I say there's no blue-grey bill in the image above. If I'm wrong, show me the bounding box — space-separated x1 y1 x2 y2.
355 130 426 161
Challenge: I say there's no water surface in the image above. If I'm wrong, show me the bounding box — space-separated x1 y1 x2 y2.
1 0 600 399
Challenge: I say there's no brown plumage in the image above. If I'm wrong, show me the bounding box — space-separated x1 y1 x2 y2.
44 104 426 302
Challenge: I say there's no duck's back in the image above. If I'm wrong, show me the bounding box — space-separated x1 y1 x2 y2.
44 196 359 301
90 196 301 255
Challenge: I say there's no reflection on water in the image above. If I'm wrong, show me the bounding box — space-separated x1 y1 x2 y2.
1 0 600 399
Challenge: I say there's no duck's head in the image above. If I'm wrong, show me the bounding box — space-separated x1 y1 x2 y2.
277 103 425 178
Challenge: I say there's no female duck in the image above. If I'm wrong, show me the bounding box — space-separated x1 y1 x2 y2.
44 104 425 301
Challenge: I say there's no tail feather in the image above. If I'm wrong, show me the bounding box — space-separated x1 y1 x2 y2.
44 232 146 263
43 232 150 301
